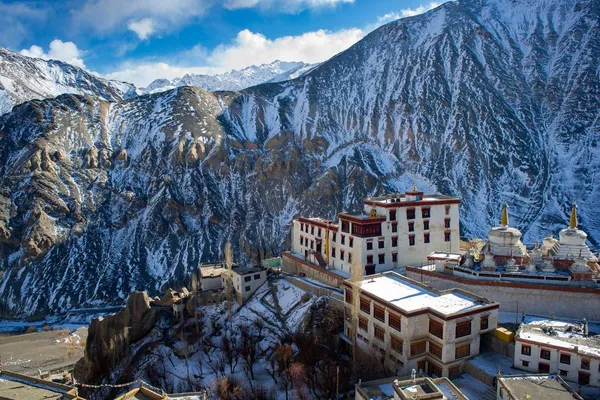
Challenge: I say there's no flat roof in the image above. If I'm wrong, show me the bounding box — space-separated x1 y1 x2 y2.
428 252 462 262
517 315 600 358
0 372 77 400
356 272 492 316
366 192 459 204
233 265 266 275
499 374 581 400
200 264 226 278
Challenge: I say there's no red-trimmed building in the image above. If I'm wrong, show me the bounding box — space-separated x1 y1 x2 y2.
290 187 460 277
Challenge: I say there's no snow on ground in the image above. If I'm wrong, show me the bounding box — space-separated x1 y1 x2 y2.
468 351 522 376
451 374 491 399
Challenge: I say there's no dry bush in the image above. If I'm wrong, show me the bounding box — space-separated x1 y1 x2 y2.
25 326 37 334
42 325 52 331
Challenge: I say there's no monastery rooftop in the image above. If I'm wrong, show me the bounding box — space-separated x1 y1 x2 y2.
356 272 494 316
517 315 600 358
498 374 582 400
366 192 460 205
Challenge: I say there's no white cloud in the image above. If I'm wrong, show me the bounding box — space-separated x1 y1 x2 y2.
71 0 211 37
224 0 354 12
395 2 440 18
128 18 156 40
20 39 86 68
105 27 364 87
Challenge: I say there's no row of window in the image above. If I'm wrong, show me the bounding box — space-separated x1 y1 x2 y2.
521 346 594 371
518 359 595 385
243 273 262 283
347 293 403 332
389 206 450 222
429 317 488 340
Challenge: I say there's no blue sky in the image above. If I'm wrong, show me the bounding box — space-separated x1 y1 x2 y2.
1 0 441 86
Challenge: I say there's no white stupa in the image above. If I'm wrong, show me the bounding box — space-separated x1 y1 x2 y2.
553 203 597 264
481 243 497 271
488 202 528 264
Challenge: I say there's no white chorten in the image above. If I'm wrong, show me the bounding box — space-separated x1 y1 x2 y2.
481 244 497 271
488 202 528 263
553 203 597 263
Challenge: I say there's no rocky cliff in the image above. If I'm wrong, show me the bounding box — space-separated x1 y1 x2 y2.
0 0 598 317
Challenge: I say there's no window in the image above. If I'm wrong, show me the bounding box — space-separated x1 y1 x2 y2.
332 248 336 258
409 235 415 246
422 208 430 218
332 233 336 242
367 241 373 250
540 349 550 360
429 342 442 359
244 276 252 282
318 228 321 237
392 223 398 233
445 218 451 228
456 321 472 338
455 343 470 359
367 255 374 264
378 254 385 264
522 360 530 367
301 223 305 232
389 313 401 331
311 226 314 235
390 210 396 221
521 345 531 356
424 233 430 244
391 336 403 354
407 209 415 220
560 353 571 365
392 237 398 247
374 325 384 341
345 288 352 304
392 253 398 262
300 236 304 246
429 319 443 339
374 304 385 322
349 237 353 248
424 220 429 230
341 235 345 245
581 359 590 370
359 317 368 331
254 274 261 280
341 220 349 233
559 370 568 377
360 297 370 314
378 240 384 249
538 363 550 373
481 316 489 330
340 250 345 260
445 205 450 215
310 240 314 249
411 341 426 357
445 231 451 242
429 362 443 378
408 222 415 232
348 253 352 263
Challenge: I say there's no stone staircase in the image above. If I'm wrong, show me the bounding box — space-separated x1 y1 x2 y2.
482 387 496 400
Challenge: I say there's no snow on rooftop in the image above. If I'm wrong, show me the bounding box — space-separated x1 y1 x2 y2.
359 273 485 315
517 315 600 357
428 252 462 262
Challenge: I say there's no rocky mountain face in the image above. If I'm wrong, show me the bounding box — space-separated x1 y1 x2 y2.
0 0 598 317
142 60 310 94
0 47 136 116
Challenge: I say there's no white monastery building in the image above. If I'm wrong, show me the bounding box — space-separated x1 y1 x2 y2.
343 272 498 378
514 315 600 388
290 187 460 276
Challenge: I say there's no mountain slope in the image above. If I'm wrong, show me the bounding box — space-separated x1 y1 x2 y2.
142 60 310 94
0 47 136 115
0 0 598 317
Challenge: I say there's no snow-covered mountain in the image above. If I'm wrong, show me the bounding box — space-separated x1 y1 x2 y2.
0 0 598 317
0 47 136 115
142 60 310 93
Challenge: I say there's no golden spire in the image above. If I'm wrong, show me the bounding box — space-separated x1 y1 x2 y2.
569 202 577 229
501 202 509 226
412 184 417 191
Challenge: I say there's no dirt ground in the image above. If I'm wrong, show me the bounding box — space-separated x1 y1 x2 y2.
0 327 87 376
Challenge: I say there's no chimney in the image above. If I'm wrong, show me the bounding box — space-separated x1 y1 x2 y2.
583 318 589 337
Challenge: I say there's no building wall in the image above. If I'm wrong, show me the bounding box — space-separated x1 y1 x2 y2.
405 268 600 321
291 201 460 277
201 276 223 291
344 288 497 378
282 252 345 288
514 340 600 387
236 270 267 303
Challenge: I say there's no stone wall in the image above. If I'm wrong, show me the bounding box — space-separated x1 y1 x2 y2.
282 252 344 288
406 268 600 321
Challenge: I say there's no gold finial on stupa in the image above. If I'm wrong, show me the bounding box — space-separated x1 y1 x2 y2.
501 202 509 226
569 202 578 229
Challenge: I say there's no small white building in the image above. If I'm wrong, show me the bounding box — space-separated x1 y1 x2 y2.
222 266 267 305
514 315 600 387
343 272 498 378
290 187 460 277
496 374 583 400
199 263 226 291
